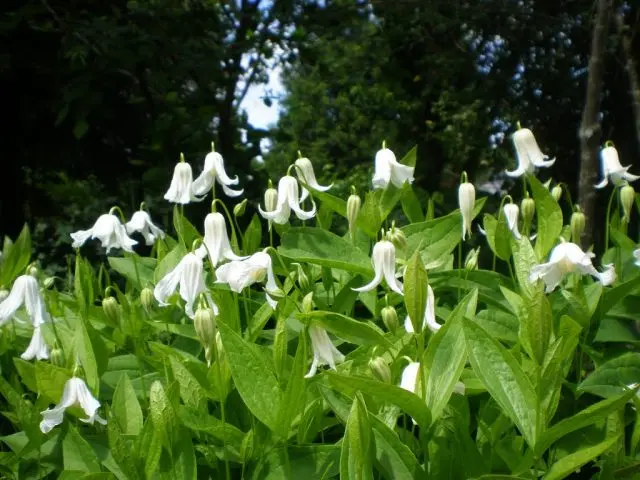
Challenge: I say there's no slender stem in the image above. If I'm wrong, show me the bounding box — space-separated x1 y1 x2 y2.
457 242 463 301
604 187 616 251
214 343 231 480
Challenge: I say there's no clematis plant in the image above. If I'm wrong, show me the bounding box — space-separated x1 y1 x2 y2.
372 142 415 189
595 142 640 188
258 175 316 225
40 376 106 433
503 201 522 240
506 126 555 177
294 155 333 201
458 172 475 241
21 325 49 361
192 144 244 198
215 250 280 308
304 323 345 378
353 238 403 295
0 272 49 327
125 206 165 245
196 210 246 267
71 208 137 253
164 154 201 204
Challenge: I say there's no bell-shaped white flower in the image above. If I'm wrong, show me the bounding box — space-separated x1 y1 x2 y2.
459 176 475 241
40 377 106 433
154 252 217 318
164 158 202 204
295 157 333 202
404 285 439 333
192 149 243 198
400 362 465 395
0 274 49 327
506 127 555 177
633 248 640 267
258 176 316 225
304 324 345 378
503 203 522 240
21 326 49 361
595 145 640 188
196 212 247 267
215 251 279 308
372 147 415 189
125 210 165 246
71 212 137 253
353 240 403 295
529 241 616 293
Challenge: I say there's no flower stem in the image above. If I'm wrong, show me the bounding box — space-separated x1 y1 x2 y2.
604 187 616 251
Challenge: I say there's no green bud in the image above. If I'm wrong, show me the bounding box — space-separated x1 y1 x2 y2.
520 197 535 233
464 247 480 270
387 226 408 251
381 305 399 333
551 185 562 202
368 357 391 384
570 211 586 244
294 263 310 292
621 185 635 222
28 266 39 277
43 277 56 289
302 292 314 313
194 306 217 366
266 287 285 301
264 187 278 212
215 331 225 361
140 287 154 312
50 347 65 367
347 192 361 236
102 296 121 327
233 198 248 218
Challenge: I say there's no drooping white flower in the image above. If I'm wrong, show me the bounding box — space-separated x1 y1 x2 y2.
372 147 415 189
595 145 640 189
294 157 333 202
154 252 217 318
506 127 555 177
192 149 243 198
304 324 345 378
633 248 640 267
404 285 439 333
71 213 137 253
459 178 475 241
0 274 49 327
258 175 316 225
353 240 403 295
529 241 616 293
400 362 465 396
40 377 106 433
503 203 522 240
21 326 49 361
125 210 165 246
215 251 279 308
164 159 201 204
196 212 247 267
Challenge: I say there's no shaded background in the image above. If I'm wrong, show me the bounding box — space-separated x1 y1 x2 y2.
2 0 639 271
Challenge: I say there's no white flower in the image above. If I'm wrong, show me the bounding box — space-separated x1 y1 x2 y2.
0 274 49 327
21 326 49 361
40 377 106 433
400 361 465 395
506 128 555 177
353 240 403 295
595 145 640 188
529 241 616 293
503 203 522 240
164 160 201 204
154 252 217 318
215 251 279 308
304 324 345 378
71 213 137 253
258 176 316 225
459 181 475 240
125 210 165 246
634 248 640 267
294 157 333 202
372 147 415 189
192 150 243 198
196 212 247 267
404 285 439 333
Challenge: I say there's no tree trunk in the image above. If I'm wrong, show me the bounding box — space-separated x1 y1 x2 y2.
615 13 640 152
577 0 613 248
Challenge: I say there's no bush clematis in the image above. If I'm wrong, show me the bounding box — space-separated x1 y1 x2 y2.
459 173 475 240
192 147 243 198
304 324 345 378
21 326 49 361
503 202 522 240
294 156 333 202
164 156 201 204
353 239 403 295
71 211 137 253
258 175 316 225
372 145 415 189
215 251 280 308
196 212 246 267
506 127 555 177
0 273 49 327
125 209 165 246
40 377 106 433
595 144 640 189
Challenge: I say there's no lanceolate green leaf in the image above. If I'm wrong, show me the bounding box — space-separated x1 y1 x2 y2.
529 175 563 259
483 213 511 261
112 374 144 436
578 352 640 398
62 424 102 473
463 318 539 448
404 250 428 334
0 224 31 286
370 416 423 479
297 311 391 347
340 392 374 480
277 333 308 439
510 236 539 298
543 436 619 480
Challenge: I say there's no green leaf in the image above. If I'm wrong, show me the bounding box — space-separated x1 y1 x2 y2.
277 334 308 438
178 406 245 446
482 213 511 261
248 445 340 479
217 321 283 432
297 311 391 347
172 205 200 248
243 214 263 254
370 416 422 479
404 250 428 334
520 287 552 365
578 352 640 398
154 243 187 284
510 236 539 298
107 256 156 288
327 373 431 428
543 436 619 480
169 357 209 410
159 428 197 480
601 275 640 315
340 392 374 480
400 182 424 223
463 318 539 447
279 227 372 275
0 224 31 286
63 425 101 472
74 320 102 395
74 255 95 315
35 362 71 403
357 191 383 238
149 380 176 450
529 175 563 259
112 374 144 436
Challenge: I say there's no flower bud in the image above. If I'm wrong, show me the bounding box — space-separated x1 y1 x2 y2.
294 263 310 292
387 226 408 252
266 287 285 301
347 191 361 236
264 185 278 213
570 211 586 244
28 266 39 277
43 277 56 289
140 287 154 312
302 292 314 313
368 357 391 384
233 199 248 218
621 185 635 222
102 296 121 327
520 197 535 232
50 346 65 367
464 247 480 270
215 331 225 360
551 185 563 202
381 305 399 333
0 289 9 302
194 306 217 365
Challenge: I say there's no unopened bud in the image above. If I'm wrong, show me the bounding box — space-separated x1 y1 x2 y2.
43 277 56 289
102 296 121 327
233 199 248 218
381 305 399 333
621 185 635 222
194 306 217 365
387 226 408 251
264 186 278 213
520 197 535 232
0 289 9 302
347 190 361 235
140 287 154 312
368 357 391 384
215 331 224 360
28 266 38 277
551 185 563 202
302 292 314 313
464 247 480 270
50 346 65 367
294 263 310 292
266 287 285 301
570 210 586 244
